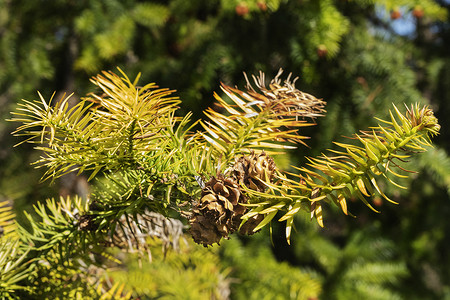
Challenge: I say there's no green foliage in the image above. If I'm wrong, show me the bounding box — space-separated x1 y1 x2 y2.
18 196 97 258
108 239 229 299
11 68 440 247
302 0 350 58
319 234 408 300
240 103 439 241
0 200 17 238
291 215 408 300
74 1 155 72
28 257 99 300
315 27 423 150
416 147 450 194
221 237 322 300
131 3 170 28
4 67 440 297
0 201 33 298
0 239 33 299
0 0 449 298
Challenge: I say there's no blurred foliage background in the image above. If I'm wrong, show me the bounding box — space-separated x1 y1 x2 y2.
0 0 449 299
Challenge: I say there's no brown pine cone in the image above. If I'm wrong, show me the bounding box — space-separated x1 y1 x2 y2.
189 175 247 246
233 151 276 192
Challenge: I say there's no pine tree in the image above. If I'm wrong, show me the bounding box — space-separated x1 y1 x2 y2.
0 66 439 297
0 0 449 298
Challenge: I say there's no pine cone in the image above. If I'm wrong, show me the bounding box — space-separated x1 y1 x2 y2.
189 211 223 246
233 151 276 192
189 175 247 246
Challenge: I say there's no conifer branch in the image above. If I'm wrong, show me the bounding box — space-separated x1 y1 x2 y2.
9 69 440 249
10 69 182 181
200 69 325 169
0 200 34 298
241 104 440 243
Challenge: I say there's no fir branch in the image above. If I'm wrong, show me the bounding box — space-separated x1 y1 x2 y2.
0 239 34 298
9 69 441 249
0 201 35 298
416 147 450 194
0 200 17 238
10 68 182 181
200 69 325 169
241 104 440 241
